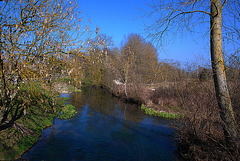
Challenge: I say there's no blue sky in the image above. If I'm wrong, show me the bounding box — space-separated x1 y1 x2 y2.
78 0 211 65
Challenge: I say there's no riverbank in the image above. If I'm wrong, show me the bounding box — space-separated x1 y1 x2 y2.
0 83 67 160
52 77 240 159
107 80 240 160
109 82 183 119
53 82 75 94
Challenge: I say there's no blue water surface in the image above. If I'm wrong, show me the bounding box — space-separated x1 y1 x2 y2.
20 88 179 161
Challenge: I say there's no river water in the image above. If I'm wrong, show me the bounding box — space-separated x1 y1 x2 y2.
20 87 179 161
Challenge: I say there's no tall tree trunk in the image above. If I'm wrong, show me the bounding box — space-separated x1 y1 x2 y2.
210 0 239 149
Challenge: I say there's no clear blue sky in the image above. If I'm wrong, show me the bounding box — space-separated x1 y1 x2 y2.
78 0 210 65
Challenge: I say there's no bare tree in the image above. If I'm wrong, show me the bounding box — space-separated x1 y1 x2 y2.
142 0 239 150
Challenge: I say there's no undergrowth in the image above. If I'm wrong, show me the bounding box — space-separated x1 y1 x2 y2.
0 82 65 160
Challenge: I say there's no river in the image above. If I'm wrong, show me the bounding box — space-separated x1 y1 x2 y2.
20 87 179 161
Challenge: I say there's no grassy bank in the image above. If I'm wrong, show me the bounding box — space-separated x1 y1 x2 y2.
0 82 66 160
109 83 183 119
108 80 240 159
141 104 182 119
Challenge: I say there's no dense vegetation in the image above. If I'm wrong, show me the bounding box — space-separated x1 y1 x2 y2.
0 0 239 160
0 82 65 160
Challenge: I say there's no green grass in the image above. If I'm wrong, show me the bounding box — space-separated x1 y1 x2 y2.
0 127 39 160
59 104 77 120
141 104 181 119
0 82 65 160
62 97 70 101
76 89 82 92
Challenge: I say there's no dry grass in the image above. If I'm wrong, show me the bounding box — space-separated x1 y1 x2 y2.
155 79 240 160
110 79 240 160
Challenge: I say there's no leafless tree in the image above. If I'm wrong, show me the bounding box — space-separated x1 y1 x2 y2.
142 0 239 151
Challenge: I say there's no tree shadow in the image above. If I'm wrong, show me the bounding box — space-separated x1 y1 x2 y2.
0 102 24 132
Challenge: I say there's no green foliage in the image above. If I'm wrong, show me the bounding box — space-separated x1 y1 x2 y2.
18 82 56 108
67 84 75 93
58 98 67 106
0 127 39 160
141 104 181 119
13 83 62 132
62 97 70 101
59 104 77 120
82 74 93 87
0 82 63 160
76 89 82 92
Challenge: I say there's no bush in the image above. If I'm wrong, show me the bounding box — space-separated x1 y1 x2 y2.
174 80 239 160
147 80 239 160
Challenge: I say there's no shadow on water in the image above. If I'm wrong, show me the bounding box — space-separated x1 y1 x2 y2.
20 87 179 161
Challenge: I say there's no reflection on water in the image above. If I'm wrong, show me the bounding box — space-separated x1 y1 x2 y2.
20 87 179 161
